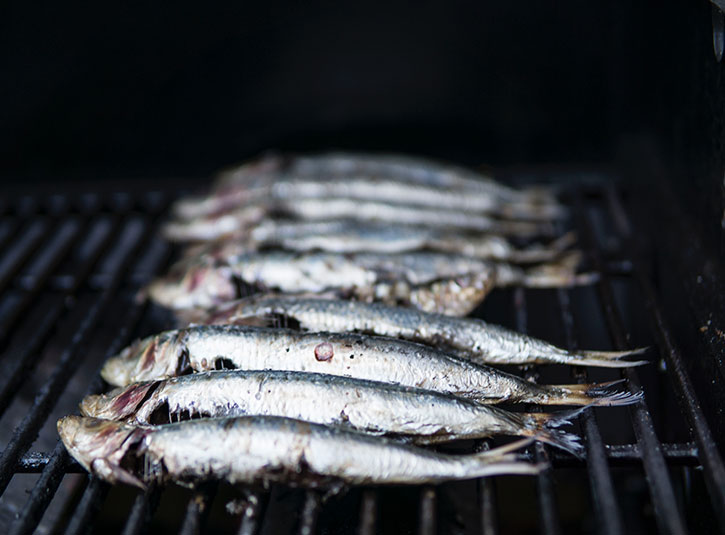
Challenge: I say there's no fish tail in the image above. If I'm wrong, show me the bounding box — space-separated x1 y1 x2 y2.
545 380 643 407
498 201 570 222
508 231 578 263
466 439 543 477
562 347 649 368
520 408 587 457
520 251 599 288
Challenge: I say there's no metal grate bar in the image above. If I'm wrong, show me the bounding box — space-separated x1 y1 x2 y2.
0 216 122 420
556 289 624 535
477 440 499 535
64 479 109 535
577 196 689 535
8 440 70 535
119 487 161 535
0 220 81 340
296 490 322 535
417 486 436 535
357 490 377 535
604 187 725 529
178 483 218 535
236 491 269 535
12 238 171 534
14 440 700 474
514 287 562 535
0 220 50 294
0 210 166 498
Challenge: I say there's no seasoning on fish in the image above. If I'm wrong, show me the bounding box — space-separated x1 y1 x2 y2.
145 250 596 314
58 415 543 489
164 198 554 242
80 370 584 455
175 221 577 264
184 295 648 368
100 325 641 407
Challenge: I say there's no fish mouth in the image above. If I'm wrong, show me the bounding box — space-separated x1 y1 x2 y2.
101 332 190 387
57 416 150 488
80 382 160 421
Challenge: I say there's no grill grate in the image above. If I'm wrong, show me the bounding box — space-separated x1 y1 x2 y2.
0 178 723 534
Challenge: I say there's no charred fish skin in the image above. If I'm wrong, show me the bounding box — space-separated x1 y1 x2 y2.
80 370 583 455
101 325 642 407
58 415 542 489
191 296 647 368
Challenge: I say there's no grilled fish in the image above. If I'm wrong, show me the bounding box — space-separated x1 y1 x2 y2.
176 221 576 264
172 175 565 225
184 295 647 368
214 152 556 204
100 325 640 407
145 250 595 314
81 370 583 455
174 153 563 219
164 198 553 242
58 415 542 489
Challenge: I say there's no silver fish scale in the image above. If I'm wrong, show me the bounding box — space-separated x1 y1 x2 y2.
135 417 536 486
103 325 548 404
115 371 520 439
224 297 585 366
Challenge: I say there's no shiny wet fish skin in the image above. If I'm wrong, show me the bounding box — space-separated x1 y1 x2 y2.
186 295 648 368
81 370 583 455
58 415 542 489
176 221 577 264
164 198 552 242
100 325 641 407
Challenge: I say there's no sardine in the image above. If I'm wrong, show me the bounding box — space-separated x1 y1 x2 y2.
183 295 648 368
80 370 584 455
100 325 640 407
58 415 542 489
145 250 595 314
173 175 565 223
164 198 553 242
178 221 576 264
214 152 556 205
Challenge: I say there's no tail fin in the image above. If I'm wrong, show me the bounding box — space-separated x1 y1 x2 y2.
466 438 544 478
562 347 649 368
508 231 578 263
496 200 569 222
521 251 599 288
520 408 587 457
546 380 643 407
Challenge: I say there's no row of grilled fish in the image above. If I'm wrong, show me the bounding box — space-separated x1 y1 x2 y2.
59 152 646 490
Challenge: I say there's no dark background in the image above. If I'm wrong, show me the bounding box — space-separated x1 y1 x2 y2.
1 1 724 253
0 2 691 179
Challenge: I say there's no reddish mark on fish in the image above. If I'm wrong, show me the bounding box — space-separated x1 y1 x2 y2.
187 268 206 292
314 343 334 361
111 383 155 417
139 341 157 372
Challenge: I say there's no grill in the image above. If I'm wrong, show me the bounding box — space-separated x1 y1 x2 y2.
1 173 724 534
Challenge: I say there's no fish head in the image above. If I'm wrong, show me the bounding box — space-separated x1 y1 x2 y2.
57 416 150 488
146 261 238 310
80 381 158 420
101 331 189 387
